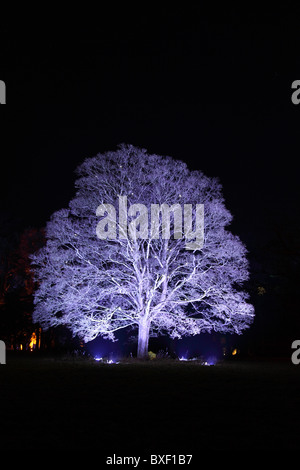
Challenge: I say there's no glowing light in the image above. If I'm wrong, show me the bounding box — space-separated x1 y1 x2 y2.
179 356 188 361
206 355 217 366
148 351 156 360
179 356 198 362
29 332 37 351
94 356 119 364
38 327 41 349
179 355 216 365
232 349 238 356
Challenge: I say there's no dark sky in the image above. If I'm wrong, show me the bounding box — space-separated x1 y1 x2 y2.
1 11 299 234
0 8 300 354
1 10 299 236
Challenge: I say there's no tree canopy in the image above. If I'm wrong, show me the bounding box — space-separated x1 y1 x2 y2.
31 144 254 357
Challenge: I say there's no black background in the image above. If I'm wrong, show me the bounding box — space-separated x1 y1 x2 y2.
1 6 300 356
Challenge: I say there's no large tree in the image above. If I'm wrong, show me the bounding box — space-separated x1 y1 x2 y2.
31 144 254 358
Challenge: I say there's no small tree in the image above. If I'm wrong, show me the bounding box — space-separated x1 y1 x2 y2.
31 144 254 358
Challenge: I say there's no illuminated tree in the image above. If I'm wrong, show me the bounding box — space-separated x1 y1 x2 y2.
31 144 254 358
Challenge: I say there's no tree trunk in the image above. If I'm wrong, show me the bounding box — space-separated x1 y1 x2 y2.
137 318 150 359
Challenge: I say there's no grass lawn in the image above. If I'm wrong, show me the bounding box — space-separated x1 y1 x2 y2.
0 355 299 451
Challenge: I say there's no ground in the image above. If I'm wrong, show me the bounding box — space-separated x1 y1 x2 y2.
1 355 299 452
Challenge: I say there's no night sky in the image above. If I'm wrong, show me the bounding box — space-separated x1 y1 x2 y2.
1 8 300 356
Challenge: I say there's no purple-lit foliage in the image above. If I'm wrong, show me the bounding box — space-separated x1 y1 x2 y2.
31 144 254 358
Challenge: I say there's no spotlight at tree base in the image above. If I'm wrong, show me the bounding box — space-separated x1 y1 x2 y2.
94 356 103 362
178 355 218 365
205 355 218 366
94 355 119 364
